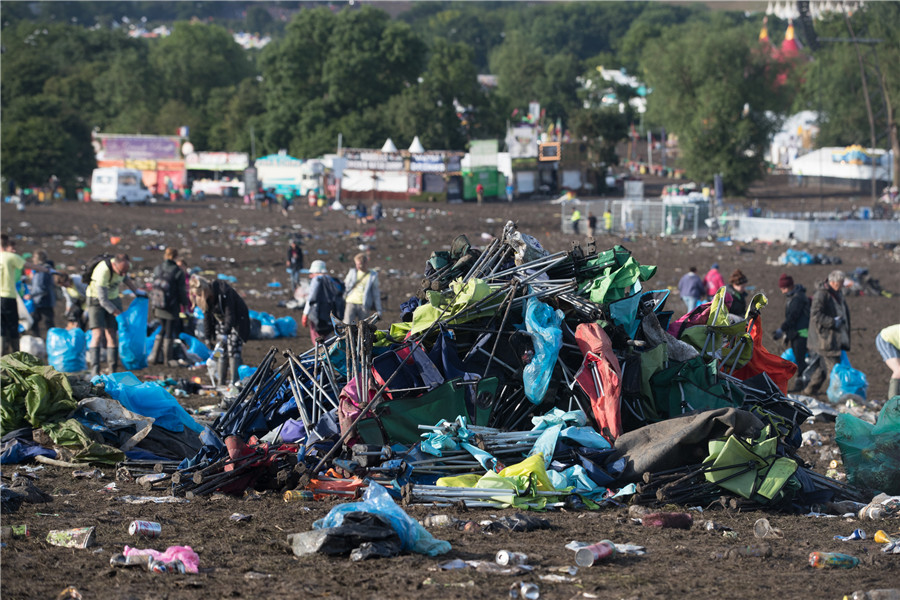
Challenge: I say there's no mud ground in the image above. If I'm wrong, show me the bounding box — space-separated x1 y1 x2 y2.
2 177 899 599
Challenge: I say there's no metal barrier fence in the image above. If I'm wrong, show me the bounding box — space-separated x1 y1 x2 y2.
732 217 900 243
560 200 704 237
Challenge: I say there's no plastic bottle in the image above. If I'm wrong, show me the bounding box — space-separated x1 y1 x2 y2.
808 551 859 569
849 590 900 600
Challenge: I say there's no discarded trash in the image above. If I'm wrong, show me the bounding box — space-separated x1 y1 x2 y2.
230 513 252 522
46 526 96 549
753 518 784 539
705 520 732 532
496 550 529 566
1 524 30 538
116 495 189 504
288 511 402 559
848 590 900 600
129 520 161 538
148 557 186 574
72 469 103 479
874 530 896 544
123 545 199 573
55 587 82 600
283 490 314 502
834 528 866 541
641 512 693 529
808 551 859 569
509 581 540 600
575 540 617 567
110 553 149 568
423 514 456 528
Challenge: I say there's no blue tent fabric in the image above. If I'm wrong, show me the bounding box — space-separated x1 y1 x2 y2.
0 439 58 464
95 372 202 433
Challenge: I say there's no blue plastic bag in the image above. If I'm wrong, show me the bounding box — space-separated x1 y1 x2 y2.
275 316 297 338
237 364 257 380
117 296 149 370
523 296 564 404
46 327 86 373
313 482 451 556
179 333 211 361
95 372 202 433
828 350 868 402
782 248 813 265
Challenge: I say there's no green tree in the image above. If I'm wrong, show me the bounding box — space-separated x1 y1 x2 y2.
615 3 700 72
569 105 631 186
794 4 900 184
641 19 789 194
1 94 95 190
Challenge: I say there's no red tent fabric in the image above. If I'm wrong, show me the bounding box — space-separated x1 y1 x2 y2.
574 323 623 442
732 314 798 393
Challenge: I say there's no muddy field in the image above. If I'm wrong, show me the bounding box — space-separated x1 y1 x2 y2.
2 179 899 600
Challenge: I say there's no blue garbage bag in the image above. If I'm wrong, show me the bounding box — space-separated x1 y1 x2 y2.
95 371 202 433
781 347 795 362
828 350 868 403
117 296 149 370
179 333 210 361
314 481 450 556
47 327 86 373
275 316 297 338
237 364 257 380
146 325 161 356
523 296 564 404
783 248 813 265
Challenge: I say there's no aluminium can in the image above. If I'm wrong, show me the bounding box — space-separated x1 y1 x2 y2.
129 520 161 538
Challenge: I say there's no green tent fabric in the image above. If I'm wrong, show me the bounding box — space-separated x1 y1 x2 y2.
703 427 797 501
357 377 499 445
41 418 125 464
1 352 77 435
579 246 657 305
649 356 745 419
390 278 498 339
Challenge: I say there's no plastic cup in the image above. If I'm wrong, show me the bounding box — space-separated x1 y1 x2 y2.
753 518 784 539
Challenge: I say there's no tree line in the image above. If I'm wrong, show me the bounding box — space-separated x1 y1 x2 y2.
1 1 897 197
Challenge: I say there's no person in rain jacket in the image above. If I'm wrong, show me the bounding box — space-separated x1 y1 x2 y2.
148 247 189 366
803 270 851 397
86 253 142 377
774 273 810 391
301 260 344 344
677 266 705 312
876 323 900 401
703 263 725 299
726 269 749 318
189 275 250 386
343 253 382 324
27 249 57 337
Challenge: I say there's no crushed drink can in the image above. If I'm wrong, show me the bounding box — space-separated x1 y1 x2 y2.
496 550 528 566
509 581 540 600
834 528 866 541
1 525 30 539
129 520 161 538
575 540 617 567
46 526 95 549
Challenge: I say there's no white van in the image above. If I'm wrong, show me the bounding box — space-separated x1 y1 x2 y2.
90 168 153 204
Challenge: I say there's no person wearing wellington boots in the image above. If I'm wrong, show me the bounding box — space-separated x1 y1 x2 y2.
189 275 250 386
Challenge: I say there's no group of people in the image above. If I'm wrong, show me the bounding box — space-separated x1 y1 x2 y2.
301 252 382 345
677 263 749 317
570 208 613 237
675 260 899 400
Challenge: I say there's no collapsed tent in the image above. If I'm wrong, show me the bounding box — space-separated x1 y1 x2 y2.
158 221 866 511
